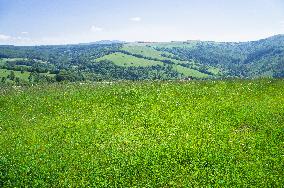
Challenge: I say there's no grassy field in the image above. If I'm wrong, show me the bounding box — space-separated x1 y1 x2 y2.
122 44 220 77
0 58 55 83
173 65 210 78
122 44 173 59
122 44 196 66
0 69 55 82
95 52 163 67
96 49 211 78
0 69 31 80
0 80 284 187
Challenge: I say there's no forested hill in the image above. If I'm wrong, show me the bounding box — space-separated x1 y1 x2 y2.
152 34 284 78
0 35 284 84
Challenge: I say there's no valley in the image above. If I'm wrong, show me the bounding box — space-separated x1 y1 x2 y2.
1 35 283 85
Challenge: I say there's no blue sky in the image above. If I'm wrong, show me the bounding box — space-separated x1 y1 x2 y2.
0 0 284 45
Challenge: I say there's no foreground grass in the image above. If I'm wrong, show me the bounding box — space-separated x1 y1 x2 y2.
0 80 284 187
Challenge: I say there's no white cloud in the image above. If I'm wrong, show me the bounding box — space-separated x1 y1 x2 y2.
0 33 34 45
0 34 12 41
129 17 142 22
21 31 29 35
90 26 103 32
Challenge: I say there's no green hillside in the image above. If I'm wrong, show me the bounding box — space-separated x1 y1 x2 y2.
122 43 191 65
121 44 215 70
95 52 163 67
117 44 214 76
173 65 209 78
94 45 211 78
151 35 284 78
0 35 284 81
1 79 284 187
122 43 172 59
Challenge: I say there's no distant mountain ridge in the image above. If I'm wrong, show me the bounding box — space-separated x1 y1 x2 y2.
79 40 126 45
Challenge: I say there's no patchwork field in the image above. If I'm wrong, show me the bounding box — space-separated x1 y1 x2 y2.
0 79 283 187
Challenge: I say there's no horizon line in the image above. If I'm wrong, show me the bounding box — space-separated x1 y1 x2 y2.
0 34 283 47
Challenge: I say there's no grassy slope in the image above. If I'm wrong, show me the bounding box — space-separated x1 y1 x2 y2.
96 44 211 78
0 80 284 187
146 42 223 75
122 44 173 58
122 44 189 63
122 44 221 78
122 44 197 66
173 65 209 78
93 43 218 78
95 52 163 67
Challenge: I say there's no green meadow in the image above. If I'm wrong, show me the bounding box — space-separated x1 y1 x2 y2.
0 79 284 187
0 69 31 81
95 52 163 67
173 65 209 78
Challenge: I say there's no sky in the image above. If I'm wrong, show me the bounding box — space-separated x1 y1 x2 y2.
0 0 284 45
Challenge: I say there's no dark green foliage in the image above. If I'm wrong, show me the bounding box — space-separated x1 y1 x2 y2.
1 77 6 83
15 77 20 85
0 79 284 187
8 71 15 81
55 71 84 82
27 72 55 84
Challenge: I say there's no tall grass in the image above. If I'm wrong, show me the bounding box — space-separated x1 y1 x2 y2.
0 79 284 187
